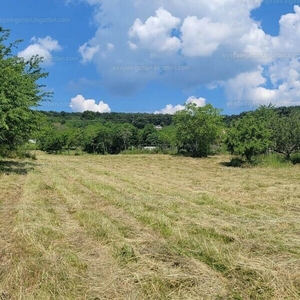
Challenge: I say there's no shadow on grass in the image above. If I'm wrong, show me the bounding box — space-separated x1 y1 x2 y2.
220 157 252 168
172 150 216 159
291 155 300 165
221 154 300 168
0 160 36 175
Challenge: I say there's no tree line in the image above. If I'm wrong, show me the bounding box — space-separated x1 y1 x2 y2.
37 104 300 162
42 111 173 129
36 103 223 156
225 105 300 161
37 121 173 155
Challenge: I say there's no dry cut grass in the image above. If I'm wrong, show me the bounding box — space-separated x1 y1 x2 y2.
0 153 300 299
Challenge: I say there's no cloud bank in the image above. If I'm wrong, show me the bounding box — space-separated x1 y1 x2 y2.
68 1 300 107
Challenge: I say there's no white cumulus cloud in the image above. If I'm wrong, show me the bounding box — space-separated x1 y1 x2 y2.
154 104 186 114
72 1 300 108
69 94 111 112
224 65 300 107
181 16 231 57
154 96 206 114
18 36 62 65
128 7 181 52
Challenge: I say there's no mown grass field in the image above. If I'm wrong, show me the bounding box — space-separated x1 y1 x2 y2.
0 153 300 300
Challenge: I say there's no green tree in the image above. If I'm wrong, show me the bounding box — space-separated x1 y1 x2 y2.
65 128 84 154
141 124 156 146
225 107 274 161
38 128 66 154
0 27 51 155
91 124 113 154
158 125 177 149
271 111 300 160
173 103 223 157
146 131 159 146
115 123 137 150
83 124 99 154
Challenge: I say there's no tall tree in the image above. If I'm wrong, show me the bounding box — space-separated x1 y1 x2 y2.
115 123 137 151
173 103 223 157
141 124 157 146
0 27 51 155
225 106 274 161
157 125 177 149
271 111 300 160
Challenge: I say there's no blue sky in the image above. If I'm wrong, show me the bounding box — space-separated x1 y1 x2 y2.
2 0 300 115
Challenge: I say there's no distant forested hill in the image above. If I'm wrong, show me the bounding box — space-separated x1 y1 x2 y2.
41 105 300 128
40 111 173 129
223 105 300 126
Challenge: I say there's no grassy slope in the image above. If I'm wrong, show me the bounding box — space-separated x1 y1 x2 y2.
0 153 300 299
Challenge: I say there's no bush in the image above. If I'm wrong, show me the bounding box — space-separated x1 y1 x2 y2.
223 153 297 168
291 152 300 165
0 148 36 160
22 143 37 151
254 153 292 168
19 150 37 160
